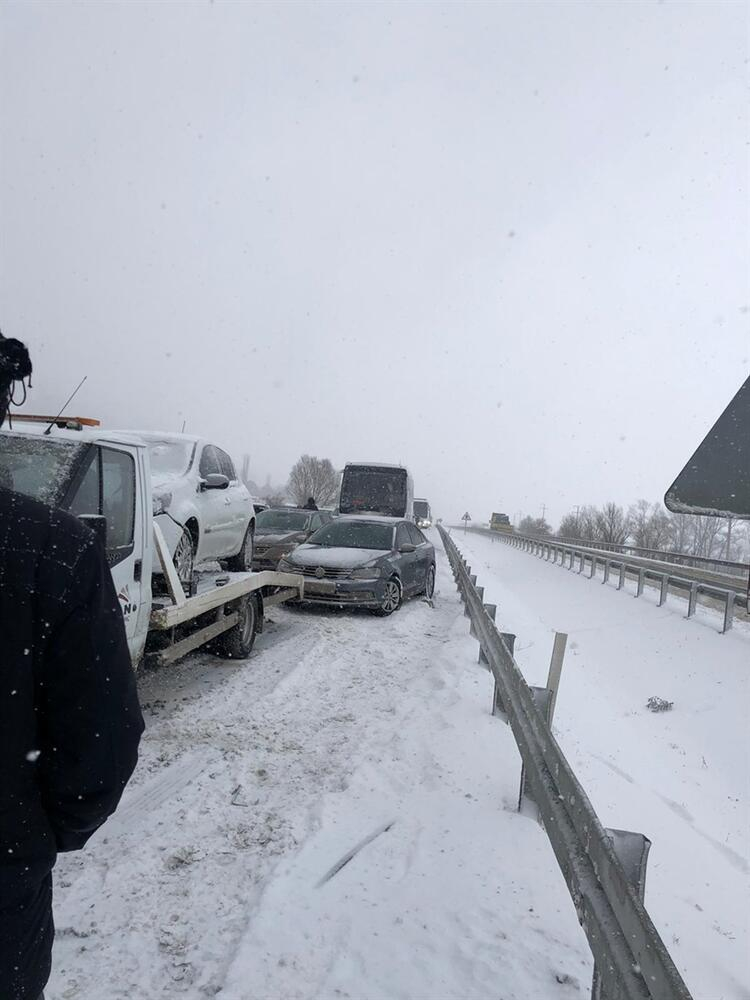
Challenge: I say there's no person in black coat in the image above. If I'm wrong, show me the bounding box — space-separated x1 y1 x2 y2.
303 496 318 510
0 334 144 999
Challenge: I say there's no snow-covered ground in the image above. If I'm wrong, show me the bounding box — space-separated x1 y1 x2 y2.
46 531 748 1000
453 528 750 1000
49 538 595 1000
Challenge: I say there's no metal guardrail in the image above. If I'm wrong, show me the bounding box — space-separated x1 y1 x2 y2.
438 525 693 1000
496 532 745 632
506 529 748 580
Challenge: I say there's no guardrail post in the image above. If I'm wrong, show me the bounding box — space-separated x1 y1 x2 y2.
659 574 669 606
687 582 698 618
518 684 554 820
470 586 484 637
479 604 497 665
722 591 736 633
592 829 652 1000
590 555 597 579
546 632 568 722
617 563 626 590
603 560 610 584
579 552 585 574
636 568 645 597
492 632 515 721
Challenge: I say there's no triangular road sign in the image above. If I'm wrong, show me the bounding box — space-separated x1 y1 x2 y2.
665 376 750 519
462 512 471 521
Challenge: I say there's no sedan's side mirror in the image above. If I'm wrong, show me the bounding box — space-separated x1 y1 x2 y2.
399 542 416 553
201 473 230 491
79 513 108 548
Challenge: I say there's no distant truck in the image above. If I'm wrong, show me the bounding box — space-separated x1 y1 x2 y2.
413 498 432 528
339 462 414 520
490 512 513 532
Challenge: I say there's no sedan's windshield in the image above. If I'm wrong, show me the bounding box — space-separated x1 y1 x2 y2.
0 434 84 505
146 439 194 479
257 509 309 532
308 520 394 550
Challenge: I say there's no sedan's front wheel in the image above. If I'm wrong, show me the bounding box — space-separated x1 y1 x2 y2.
374 577 402 617
424 564 436 599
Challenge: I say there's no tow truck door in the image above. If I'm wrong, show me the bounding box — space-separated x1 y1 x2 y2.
67 441 149 665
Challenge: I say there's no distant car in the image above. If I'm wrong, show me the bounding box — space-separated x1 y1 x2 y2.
278 515 435 615
413 498 432 528
136 433 256 586
253 507 333 570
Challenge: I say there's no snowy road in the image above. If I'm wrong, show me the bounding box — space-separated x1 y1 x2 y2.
48 538 596 1000
453 528 750 1000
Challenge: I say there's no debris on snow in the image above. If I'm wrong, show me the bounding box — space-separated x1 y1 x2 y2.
646 696 674 713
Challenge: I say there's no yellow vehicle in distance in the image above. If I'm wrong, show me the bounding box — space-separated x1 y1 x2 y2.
489 512 513 532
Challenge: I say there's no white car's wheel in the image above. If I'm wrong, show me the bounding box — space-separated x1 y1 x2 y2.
226 524 254 572
173 528 195 590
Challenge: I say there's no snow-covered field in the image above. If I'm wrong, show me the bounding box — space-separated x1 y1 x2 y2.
453 528 750 1000
47 531 748 1000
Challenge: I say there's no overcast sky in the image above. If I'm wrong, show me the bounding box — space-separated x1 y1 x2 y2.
1 0 747 524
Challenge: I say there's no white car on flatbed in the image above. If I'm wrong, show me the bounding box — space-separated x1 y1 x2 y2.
0 415 303 669
129 431 256 587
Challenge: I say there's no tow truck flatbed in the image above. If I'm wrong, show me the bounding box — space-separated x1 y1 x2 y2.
149 569 304 629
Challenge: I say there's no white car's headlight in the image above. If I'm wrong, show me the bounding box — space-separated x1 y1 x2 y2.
153 490 173 516
350 566 382 580
277 558 296 573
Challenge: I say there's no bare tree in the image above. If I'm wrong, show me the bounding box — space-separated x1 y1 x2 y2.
287 455 339 507
578 505 600 540
666 511 692 553
558 510 585 539
628 500 671 550
263 492 288 508
594 502 629 546
518 514 552 536
690 515 725 558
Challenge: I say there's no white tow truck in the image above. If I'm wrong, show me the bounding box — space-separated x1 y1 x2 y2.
0 415 305 669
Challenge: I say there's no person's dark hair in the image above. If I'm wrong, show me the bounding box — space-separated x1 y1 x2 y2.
0 331 32 425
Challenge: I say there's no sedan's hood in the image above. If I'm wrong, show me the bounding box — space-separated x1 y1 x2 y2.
256 531 305 545
290 545 385 569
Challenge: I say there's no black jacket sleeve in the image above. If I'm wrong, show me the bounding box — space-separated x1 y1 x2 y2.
35 532 144 852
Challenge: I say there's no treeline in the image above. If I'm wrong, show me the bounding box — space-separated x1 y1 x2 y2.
517 500 748 562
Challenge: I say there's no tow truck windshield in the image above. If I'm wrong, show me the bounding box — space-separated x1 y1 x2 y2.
0 435 84 505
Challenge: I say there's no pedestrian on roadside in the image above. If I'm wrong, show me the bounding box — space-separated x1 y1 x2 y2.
0 332 144 1000
303 496 318 510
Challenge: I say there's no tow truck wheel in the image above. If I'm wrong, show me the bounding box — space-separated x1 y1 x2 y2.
217 593 259 659
173 529 195 590
226 524 254 572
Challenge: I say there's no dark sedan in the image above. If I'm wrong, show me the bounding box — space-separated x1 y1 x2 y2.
252 507 333 570
277 516 435 615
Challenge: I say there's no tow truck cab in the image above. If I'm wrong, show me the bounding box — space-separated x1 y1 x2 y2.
0 418 154 666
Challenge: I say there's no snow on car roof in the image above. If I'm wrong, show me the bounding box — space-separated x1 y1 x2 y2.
1 423 148 449
111 429 203 445
335 513 403 524
343 462 409 471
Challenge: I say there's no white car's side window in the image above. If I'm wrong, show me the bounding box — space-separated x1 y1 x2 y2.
216 448 237 483
199 445 221 478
